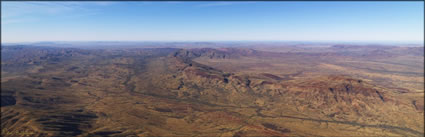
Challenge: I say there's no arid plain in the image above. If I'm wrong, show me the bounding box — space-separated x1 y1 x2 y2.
1 43 424 137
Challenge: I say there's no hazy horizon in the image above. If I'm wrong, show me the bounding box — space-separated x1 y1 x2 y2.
2 40 424 45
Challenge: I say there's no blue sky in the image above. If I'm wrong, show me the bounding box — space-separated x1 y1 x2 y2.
1 2 424 43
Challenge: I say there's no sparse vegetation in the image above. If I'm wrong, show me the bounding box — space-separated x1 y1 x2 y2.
1 45 423 137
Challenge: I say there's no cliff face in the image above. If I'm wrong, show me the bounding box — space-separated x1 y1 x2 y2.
165 49 399 109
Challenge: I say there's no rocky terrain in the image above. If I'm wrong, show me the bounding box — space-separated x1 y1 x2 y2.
1 45 423 137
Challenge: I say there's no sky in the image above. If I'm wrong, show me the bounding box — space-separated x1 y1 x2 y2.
1 2 424 43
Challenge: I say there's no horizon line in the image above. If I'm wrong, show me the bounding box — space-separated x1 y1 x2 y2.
2 40 424 44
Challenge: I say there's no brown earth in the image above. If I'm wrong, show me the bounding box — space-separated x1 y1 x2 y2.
1 45 423 137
